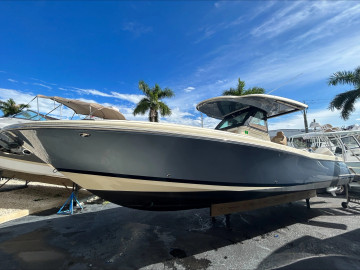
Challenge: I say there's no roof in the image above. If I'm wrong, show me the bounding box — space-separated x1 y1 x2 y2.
196 94 308 120
37 95 126 120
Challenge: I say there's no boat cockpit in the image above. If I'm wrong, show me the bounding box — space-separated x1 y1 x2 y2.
215 106 269 140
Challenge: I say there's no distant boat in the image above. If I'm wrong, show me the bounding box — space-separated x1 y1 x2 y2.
289 128 360 175
1 94 353 210
0 95 125 187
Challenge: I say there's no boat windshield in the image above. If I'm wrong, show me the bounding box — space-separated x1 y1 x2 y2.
215 107 267 131
12 110 52 121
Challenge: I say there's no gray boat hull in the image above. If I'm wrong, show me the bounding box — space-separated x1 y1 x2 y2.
3 121 353 210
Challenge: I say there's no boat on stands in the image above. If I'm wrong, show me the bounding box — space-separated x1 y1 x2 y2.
0 95 125 187
1 94 353 209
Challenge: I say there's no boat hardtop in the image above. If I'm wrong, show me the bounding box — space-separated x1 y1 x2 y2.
196 94 308 120
197 94 307 141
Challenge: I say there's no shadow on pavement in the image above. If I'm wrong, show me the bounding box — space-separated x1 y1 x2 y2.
0 199 358 270
258 229 360 270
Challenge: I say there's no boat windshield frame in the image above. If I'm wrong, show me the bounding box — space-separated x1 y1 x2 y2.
11 110 57 121
215 107 268 132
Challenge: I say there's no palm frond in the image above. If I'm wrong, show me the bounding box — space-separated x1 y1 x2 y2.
158 88 174 99
158 101 172 116
244 87 265 95
354 66 360 87
133 98 150 116
222 88 238 96
0 98 29 117
153 84 161 96
19 104 30 110
236 78 245 92
138 80 151 96
329 89 360 120
222 78 264 96
328 71 355 86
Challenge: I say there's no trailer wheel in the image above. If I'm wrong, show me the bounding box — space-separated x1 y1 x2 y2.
336 185 345 195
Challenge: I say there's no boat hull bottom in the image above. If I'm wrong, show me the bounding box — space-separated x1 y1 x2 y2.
88 189 307 211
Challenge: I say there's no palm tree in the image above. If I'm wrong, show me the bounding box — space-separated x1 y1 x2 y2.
223 78 265 96
0 98 30 117
328 66 360 120
133 80 174 122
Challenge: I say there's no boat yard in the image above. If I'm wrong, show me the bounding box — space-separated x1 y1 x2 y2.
1 1 360 269
0 190 359 270
1 94 360 269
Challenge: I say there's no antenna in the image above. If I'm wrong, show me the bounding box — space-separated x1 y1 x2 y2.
267 73 303 94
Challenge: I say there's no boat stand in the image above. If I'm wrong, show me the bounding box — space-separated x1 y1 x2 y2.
341 184 360 209
0 175 29 192
57 184 83 215
210 190 317 228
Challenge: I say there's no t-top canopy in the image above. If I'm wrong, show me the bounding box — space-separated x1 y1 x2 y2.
196 94 307 120
37 95 126 120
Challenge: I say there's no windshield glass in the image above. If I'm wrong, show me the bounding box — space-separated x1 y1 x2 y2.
249 110 267 131
13 110 49 121
216 109 251 130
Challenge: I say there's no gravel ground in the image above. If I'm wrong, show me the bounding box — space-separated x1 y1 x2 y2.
0 194 359 270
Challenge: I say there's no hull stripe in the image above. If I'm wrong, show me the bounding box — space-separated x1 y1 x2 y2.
58 167 334 187
59 171 281 192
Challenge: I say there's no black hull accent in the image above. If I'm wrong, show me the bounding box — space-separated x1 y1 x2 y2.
89 189 303 211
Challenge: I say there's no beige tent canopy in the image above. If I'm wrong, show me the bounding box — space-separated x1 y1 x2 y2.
37 95 126 120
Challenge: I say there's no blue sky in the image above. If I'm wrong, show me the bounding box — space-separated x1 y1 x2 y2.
1 1 360 129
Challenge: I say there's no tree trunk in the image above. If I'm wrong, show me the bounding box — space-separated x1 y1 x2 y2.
149 108 158 122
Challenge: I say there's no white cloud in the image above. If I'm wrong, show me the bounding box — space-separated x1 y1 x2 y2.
7 79 18 83
292 4 360 45
184 86 195 93
33 83 52 89
75 88 144 104
75 88 112 97
110 92 144 104
216 80 227 84
251 1 305 38
189 33 360 101
0 88 34 105
122 22 152 37
162 107 201 127
30 78 57 86
251 1 355 39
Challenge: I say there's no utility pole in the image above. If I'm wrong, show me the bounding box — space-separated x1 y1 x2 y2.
201 112 204 128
